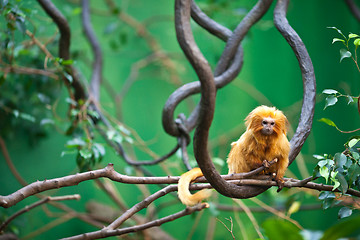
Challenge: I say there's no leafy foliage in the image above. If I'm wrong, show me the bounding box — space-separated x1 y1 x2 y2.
312 138 360 217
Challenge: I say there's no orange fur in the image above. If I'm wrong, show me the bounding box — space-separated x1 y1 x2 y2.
227 105 290 180
177 167 212 206
177 105 290 206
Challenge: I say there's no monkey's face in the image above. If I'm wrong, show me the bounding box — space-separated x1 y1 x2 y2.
260 117 275 135
245 106 288 137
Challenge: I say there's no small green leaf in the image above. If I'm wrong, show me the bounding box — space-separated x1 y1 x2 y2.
40 118 54 125
63 72 73 83
319 166 330 183
349 33 359 39
332 38 345 44
351 151 360 160
332 181 340 191
318 191 336 200
347 96 354 104
324 95 338 109
334 153 347 168
321 215 360 240
349 139 360 148
322 89 338 95
313 154 325 160
336 172 348 194
66 138 86 148
340 49 352 62
348 164 360 185
338 207 352 219
60 59 74 65
319 118 337 128
262 218 302 240
327 26 346 39
354 38 360 46
79 149 92 160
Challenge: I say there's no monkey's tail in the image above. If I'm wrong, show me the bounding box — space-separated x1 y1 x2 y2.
178 167 212 206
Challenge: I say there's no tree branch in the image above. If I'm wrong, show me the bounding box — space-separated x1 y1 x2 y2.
61 203 208 240
273 0 316 165
37 0 86 101
81 0 103 102
0 195 80 232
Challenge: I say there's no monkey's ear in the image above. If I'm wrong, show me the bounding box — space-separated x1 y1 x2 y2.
280 113 289 135
244 111 254 128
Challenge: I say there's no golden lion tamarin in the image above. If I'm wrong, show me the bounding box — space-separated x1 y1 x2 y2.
177 105 290 206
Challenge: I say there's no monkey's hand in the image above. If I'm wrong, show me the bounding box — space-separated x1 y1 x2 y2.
275 177 285 192
262 159 271 169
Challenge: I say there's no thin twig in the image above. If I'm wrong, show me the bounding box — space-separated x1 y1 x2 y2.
250 198 303 229
61 203 209 240
233 199 264 239
0 195 80 232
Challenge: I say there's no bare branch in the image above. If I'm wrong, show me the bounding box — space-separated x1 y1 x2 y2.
0 195 80 232
0 160 275 208
273 0 316 165
214 0 273 76
37 0 87 100
61 203 209 240
81 0 103 102
344 0 360 22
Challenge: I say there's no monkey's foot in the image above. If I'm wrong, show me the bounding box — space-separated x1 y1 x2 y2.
262 160 271 169
275 178 285 192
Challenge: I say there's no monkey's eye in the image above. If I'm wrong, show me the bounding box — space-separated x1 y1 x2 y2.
262 120 267 125
270 122 275 126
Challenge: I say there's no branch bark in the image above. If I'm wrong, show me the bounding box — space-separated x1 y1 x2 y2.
81 0 103 102
37 0 86 101
273 0 316 165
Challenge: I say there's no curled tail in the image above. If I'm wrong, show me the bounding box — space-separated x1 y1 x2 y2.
178 167 212 206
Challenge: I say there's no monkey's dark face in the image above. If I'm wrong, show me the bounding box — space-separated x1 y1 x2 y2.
260 117 275 135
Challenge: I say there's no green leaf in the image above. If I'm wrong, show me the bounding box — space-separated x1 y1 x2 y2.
66 138 86 148
354 38 360 47
340 49 352 62
334 153 347 168
348 164 360 185
18 112 36 122
347 95 354 104
332 38 345 44
79 149 92 160
319 118 337 128
319 166 330 183
336 172 348 194
63 72 73 83
313 154 325 160
318 191 336 200
40 118 54 126
318 159 334 168
321 215 360 240
322 198 336 210
349 138 360 148
338 207 353 219
349 33 359 39
324 95 338 109
322 89 338 95
262 218 302 240
327 26 346 39
60 59 74 65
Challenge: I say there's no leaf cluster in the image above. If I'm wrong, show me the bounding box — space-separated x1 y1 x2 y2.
328 26 360 64
313 138 360 218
